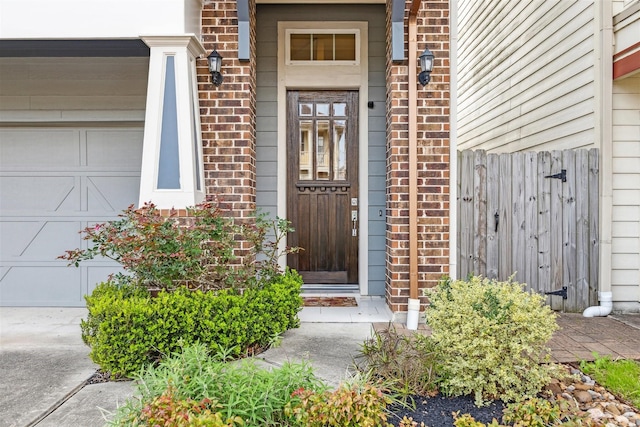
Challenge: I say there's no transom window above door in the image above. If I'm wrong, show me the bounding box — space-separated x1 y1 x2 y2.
286 30 359 64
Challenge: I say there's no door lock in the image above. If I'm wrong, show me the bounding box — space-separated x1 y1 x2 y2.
351 210 358 236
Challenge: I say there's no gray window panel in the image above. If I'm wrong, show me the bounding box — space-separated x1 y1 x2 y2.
157 55 180 189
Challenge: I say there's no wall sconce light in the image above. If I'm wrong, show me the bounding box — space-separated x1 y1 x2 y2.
418 48 435 86
207 50 224 87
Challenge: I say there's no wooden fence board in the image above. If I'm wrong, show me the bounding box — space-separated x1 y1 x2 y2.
457 148 599 312
538 151 552 305
589 149 599 305
525 152 538 293
498 153 512 282
473 150 487 276
563 149 577 312
576 149 589 311
550 150 564 311
456 146 462 280
512 153 526 285
460 150 475 278
486 154 499 279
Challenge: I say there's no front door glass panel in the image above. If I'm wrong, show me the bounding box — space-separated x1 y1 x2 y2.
297 101 349 181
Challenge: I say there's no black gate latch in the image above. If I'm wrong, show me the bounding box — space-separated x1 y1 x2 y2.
544 169 567 182
545 286 568 299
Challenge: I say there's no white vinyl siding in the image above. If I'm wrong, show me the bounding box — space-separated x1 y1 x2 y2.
0 57 148 120
456 0 596 153
611 74 640 303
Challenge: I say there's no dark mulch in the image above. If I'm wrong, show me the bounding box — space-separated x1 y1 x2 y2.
388 394 505 427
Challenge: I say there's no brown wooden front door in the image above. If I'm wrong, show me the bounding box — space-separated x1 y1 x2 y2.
286 90 359 285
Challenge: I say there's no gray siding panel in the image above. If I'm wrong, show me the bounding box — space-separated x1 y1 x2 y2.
256 4 386 295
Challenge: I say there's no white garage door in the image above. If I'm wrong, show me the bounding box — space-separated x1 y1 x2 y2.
0 127 143 306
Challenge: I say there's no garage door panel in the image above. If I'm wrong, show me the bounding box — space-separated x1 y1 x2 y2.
0 221 83 259
87 266 127 294
0 176 79 212
87 176 141 213
86 130 144 168
0 130 80 167
0 126 142 306
0 266 83 306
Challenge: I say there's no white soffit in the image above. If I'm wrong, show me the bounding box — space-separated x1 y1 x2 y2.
0 0 204 39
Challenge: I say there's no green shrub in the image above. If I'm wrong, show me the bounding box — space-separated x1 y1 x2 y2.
60 202 235 291
134 387 244 427
107 343 325 427
82 270 303 377
452 397 589 427
501 397 581 427
60 203 300 292
425 276 559 405
453 412 501 427
356 323 438 398
285 379 394 427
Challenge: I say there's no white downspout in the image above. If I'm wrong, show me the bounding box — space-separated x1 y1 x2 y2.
449 0 458 281
583 291 613 317
583 0 614 317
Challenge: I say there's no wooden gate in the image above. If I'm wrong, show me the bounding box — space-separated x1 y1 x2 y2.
457 149 599 312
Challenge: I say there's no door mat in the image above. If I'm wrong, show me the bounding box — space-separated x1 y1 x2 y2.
303 296 358 307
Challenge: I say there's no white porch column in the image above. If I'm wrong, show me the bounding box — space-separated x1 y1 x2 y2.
139 35 206 208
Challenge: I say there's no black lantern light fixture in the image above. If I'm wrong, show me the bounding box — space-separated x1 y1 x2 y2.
207 50 224 87
418 48 435 86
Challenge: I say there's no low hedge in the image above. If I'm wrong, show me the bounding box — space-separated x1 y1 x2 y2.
81 269 303 377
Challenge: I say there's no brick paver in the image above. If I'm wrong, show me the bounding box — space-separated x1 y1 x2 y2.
374 313 640 363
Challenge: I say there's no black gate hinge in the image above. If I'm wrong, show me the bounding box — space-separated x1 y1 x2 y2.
545 286 568 300
544 169 566 182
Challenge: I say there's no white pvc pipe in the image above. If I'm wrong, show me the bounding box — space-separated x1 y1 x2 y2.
406 298 420 330
583 291 613 317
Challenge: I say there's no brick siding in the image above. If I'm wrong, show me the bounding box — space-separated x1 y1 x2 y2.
385 0 451 312
199 0 258 264
200 0 257 221
192 0 450 312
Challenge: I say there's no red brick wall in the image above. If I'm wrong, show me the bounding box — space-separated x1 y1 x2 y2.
385 0 451 312
199 0 257 263
199 0 257 220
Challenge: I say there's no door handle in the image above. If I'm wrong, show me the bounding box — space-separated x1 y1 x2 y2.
351 210 358 236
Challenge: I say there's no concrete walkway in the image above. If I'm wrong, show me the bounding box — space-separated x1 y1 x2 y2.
1 302 639 427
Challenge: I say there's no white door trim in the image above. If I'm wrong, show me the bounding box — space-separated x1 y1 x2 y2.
276 20 369 294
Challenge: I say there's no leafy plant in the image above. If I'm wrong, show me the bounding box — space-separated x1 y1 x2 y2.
356 323 438 398
580 353 640 408
425 276 560 406
82 270 303 377
134 386 244 427
453 412 501 427
60 202 234 291
285 378 395 427
60 203 299 292
396 416 426 427
451 397 590 427
107 343 325 427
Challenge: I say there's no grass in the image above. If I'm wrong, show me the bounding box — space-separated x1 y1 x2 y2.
580 353 640 409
